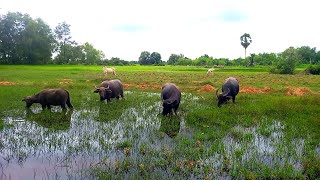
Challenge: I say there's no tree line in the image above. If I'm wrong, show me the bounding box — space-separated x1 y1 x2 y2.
1 12 320 69
0 12 105 65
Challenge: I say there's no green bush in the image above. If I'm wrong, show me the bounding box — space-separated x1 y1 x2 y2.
305 65 320 75
270 57 296 74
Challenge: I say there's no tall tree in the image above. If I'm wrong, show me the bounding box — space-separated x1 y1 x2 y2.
138 51 150 65
54 22 76 63
271 47 301 74
240 33 252 58
0 12 27 64
0 12 54 64
150 52 162 64
297 46 317 64
82 42 105 64
167 54 184 65
21 18 55 64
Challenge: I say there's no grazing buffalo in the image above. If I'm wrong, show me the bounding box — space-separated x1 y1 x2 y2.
94 79 124 102
216 77 239 108
22 88 73 110
161 83 181 115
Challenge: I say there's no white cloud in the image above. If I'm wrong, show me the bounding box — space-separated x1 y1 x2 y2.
1 0 320 61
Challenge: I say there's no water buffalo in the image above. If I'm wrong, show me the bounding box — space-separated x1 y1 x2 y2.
216 77 239 108
22 88 73 110
161 83 181 115
94 79 124 102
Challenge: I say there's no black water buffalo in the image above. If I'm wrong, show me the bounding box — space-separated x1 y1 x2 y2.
161 83 181 115
216 77 239 108
22 88 73 110
94 79 124 102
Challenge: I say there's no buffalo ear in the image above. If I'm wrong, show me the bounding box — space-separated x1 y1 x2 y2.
93 89 99 93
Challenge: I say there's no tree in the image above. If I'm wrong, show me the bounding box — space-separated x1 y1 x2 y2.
138 51 150 65
240 33 252 58
82 42 105 65
167 54 184 65
176 57 193 66
54 22 76 64
0 12 54 64
21 18 55 64
297 46 317 64
150 52 162 64
271 47 301 74
0 12 28 64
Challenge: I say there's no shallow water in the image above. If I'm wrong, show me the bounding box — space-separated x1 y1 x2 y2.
0 91 314 179
0 92 190 179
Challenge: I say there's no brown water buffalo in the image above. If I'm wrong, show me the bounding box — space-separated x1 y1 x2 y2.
161 83 181 115
22 88 73 110
94 79 124 102
216 77 239 108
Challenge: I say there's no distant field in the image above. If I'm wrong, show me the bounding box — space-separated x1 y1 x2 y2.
0 65 319 179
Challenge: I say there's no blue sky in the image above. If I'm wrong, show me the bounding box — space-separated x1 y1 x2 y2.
1 0 320 61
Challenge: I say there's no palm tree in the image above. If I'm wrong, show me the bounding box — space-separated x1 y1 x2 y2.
240 33 252 58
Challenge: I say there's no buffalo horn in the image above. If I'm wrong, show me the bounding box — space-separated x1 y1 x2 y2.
222 88 230 97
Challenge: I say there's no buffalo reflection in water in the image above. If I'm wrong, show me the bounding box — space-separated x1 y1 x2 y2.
25 108 72 131
159 116 181 138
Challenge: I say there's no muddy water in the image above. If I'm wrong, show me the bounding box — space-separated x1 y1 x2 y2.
0 92 190 179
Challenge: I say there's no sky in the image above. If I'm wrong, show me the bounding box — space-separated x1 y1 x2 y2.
1 0 320 61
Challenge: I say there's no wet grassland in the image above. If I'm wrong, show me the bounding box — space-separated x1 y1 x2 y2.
0 65 319 179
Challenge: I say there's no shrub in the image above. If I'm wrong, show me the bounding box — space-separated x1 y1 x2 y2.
305 65 320 75
270 57 296 74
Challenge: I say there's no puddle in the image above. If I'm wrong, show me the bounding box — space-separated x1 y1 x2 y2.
220 121 304 170
0 91 191 179
0 91 315 179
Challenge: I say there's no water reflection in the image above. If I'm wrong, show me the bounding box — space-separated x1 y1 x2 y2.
25 108 72 131
159 116 181 138
0 91 182 179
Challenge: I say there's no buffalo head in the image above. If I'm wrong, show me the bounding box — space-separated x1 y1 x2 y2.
22 96 34 108
216 88 232 108
93 85 112 101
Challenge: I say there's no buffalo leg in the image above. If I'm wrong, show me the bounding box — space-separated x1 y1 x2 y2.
61 104 67 110
47 105 51 109
232 97 236 103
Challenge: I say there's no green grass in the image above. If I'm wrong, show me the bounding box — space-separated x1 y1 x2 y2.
0 65 319 179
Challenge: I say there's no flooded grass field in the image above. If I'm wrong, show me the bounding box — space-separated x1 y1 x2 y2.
0 65 319 179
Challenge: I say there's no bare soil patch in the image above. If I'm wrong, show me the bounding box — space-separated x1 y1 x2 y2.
197 84 217 92
0 81 17 85
285 86 312 96
240 86 272 94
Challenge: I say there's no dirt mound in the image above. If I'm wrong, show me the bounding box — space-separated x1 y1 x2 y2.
138 85 148 90
123 83 131 89
286 86 312 96
240 86 272 94
151 85 161 90
197 84 217 92
0 81 17 85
